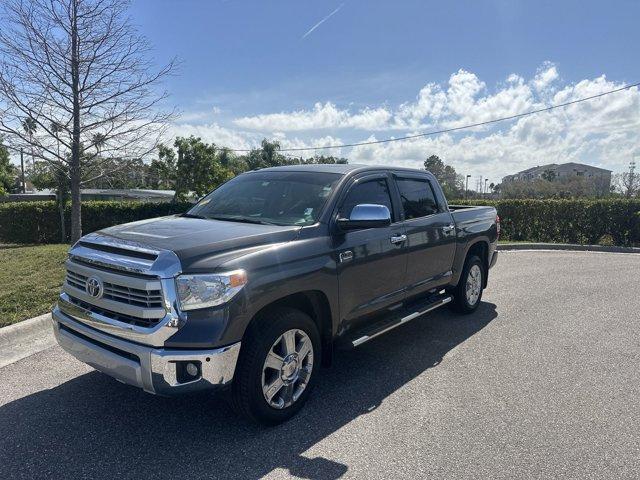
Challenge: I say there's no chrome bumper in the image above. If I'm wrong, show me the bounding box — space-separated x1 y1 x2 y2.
52 306 241 396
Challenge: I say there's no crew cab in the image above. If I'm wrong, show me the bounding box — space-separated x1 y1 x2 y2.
52 164 499 424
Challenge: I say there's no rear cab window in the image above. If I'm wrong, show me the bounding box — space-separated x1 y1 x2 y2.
395 177 439 220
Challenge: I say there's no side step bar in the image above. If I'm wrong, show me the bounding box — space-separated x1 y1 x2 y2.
350 295 452 347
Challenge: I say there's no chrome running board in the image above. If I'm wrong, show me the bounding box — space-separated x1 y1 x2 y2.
350 295 452 348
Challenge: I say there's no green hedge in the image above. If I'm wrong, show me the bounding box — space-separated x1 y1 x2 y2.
451 199 640 246
0 201 192 244
1 199 639 246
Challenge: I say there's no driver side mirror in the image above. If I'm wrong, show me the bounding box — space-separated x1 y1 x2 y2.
337 204 391 230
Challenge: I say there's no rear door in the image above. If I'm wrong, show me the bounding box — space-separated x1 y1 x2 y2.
392 173 456 298
333 173 408 326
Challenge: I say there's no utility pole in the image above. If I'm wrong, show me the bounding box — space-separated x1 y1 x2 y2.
20 147 26 193
465 174 471 199
484 178 488 197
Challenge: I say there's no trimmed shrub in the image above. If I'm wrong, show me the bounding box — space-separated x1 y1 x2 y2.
0 200 191 244
450 199 640 246
1 198 639 246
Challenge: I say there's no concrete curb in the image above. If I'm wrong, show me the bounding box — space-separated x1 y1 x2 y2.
0 313 56 369
498 243 640 254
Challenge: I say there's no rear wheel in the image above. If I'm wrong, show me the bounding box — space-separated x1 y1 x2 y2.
232 307 321 425
449 255 484 314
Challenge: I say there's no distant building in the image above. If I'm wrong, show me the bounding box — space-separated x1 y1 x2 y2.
2 188 176 203
502 162 612 188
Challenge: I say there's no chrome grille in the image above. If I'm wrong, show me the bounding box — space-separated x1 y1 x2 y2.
66 270 86 290
63 257 167 329
103 283 163 308
65 270 164 309
66 295 160 328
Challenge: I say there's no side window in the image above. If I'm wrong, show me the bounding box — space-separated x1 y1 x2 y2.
339 178 393 218
396 177 439 220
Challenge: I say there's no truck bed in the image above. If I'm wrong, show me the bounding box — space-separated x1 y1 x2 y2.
449 204 497 227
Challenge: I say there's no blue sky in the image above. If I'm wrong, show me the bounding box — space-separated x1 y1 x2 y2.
128 0 640 184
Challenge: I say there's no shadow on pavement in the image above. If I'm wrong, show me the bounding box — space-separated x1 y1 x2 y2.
0 303 497 479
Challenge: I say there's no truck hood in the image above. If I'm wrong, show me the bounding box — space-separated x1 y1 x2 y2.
99 215 301 271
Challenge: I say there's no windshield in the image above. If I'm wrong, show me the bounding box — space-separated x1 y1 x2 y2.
187 171 342 226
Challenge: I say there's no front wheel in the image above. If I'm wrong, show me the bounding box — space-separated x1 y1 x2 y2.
449 255 484 314
231 307 321 425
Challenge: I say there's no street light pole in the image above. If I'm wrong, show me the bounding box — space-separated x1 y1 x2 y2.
20 147 26 193
465 174 470 199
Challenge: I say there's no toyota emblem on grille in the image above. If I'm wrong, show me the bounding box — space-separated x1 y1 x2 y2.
85 276 104 298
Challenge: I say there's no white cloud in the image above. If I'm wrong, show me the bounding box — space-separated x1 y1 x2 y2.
233 102 392 131
172 64 640 184
533 62 559 91
346 74 639 183
167 122 256 150
232 68 535 132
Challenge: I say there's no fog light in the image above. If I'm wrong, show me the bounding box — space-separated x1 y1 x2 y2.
175 360 201 383
186 362 198 377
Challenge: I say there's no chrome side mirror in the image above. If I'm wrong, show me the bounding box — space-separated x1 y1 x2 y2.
337 204 391 230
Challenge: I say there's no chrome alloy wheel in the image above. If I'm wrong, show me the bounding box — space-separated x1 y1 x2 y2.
261 329 314 409
465 264 482 306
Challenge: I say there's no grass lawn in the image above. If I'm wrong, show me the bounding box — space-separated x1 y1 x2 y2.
0 244 69 327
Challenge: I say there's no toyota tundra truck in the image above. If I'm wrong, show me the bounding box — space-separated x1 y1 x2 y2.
52 164 499 424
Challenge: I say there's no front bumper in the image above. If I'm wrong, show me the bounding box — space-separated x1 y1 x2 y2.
52 306 241 396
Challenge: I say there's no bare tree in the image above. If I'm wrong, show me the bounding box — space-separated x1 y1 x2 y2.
0 0 175 241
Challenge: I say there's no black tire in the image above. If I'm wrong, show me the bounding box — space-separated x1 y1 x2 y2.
231 307 321 425
449 254 484 314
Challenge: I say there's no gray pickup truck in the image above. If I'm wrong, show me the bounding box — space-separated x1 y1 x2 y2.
52 164 499 424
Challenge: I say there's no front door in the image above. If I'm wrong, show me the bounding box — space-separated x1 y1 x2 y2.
333 174 408 329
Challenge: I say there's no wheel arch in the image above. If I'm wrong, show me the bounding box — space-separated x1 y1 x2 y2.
245 290 334 367
464 240 489 288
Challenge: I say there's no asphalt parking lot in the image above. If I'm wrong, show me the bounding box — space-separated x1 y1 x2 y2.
1 250 639 479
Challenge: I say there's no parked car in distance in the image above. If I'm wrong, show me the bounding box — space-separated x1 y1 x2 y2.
52 164 499 424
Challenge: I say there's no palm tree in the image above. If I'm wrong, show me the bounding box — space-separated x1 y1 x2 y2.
92 132 106 155
22 117 37 173
50 121 62 157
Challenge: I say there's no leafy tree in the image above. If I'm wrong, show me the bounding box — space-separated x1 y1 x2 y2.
244 139 296 170
173 136 233 201
0 138 15 194
423 155 463 198
541 169 556 182
147 145 177 190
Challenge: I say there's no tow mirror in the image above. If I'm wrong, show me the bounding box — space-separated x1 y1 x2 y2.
337 204 391 230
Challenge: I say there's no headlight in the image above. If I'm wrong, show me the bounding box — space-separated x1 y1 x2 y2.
175 270 247 311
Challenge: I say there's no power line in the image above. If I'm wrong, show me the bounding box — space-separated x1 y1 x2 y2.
228 81 640 153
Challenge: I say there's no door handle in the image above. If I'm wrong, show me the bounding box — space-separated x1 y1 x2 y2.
390 234 407 245
442 224 456 235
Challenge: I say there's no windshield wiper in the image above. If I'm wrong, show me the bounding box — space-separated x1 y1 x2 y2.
181 212 208 219
208 215 280 226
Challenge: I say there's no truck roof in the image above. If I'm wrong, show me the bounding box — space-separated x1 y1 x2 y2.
257 163 426 176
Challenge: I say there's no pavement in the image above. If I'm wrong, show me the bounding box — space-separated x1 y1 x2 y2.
1 250 639 480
